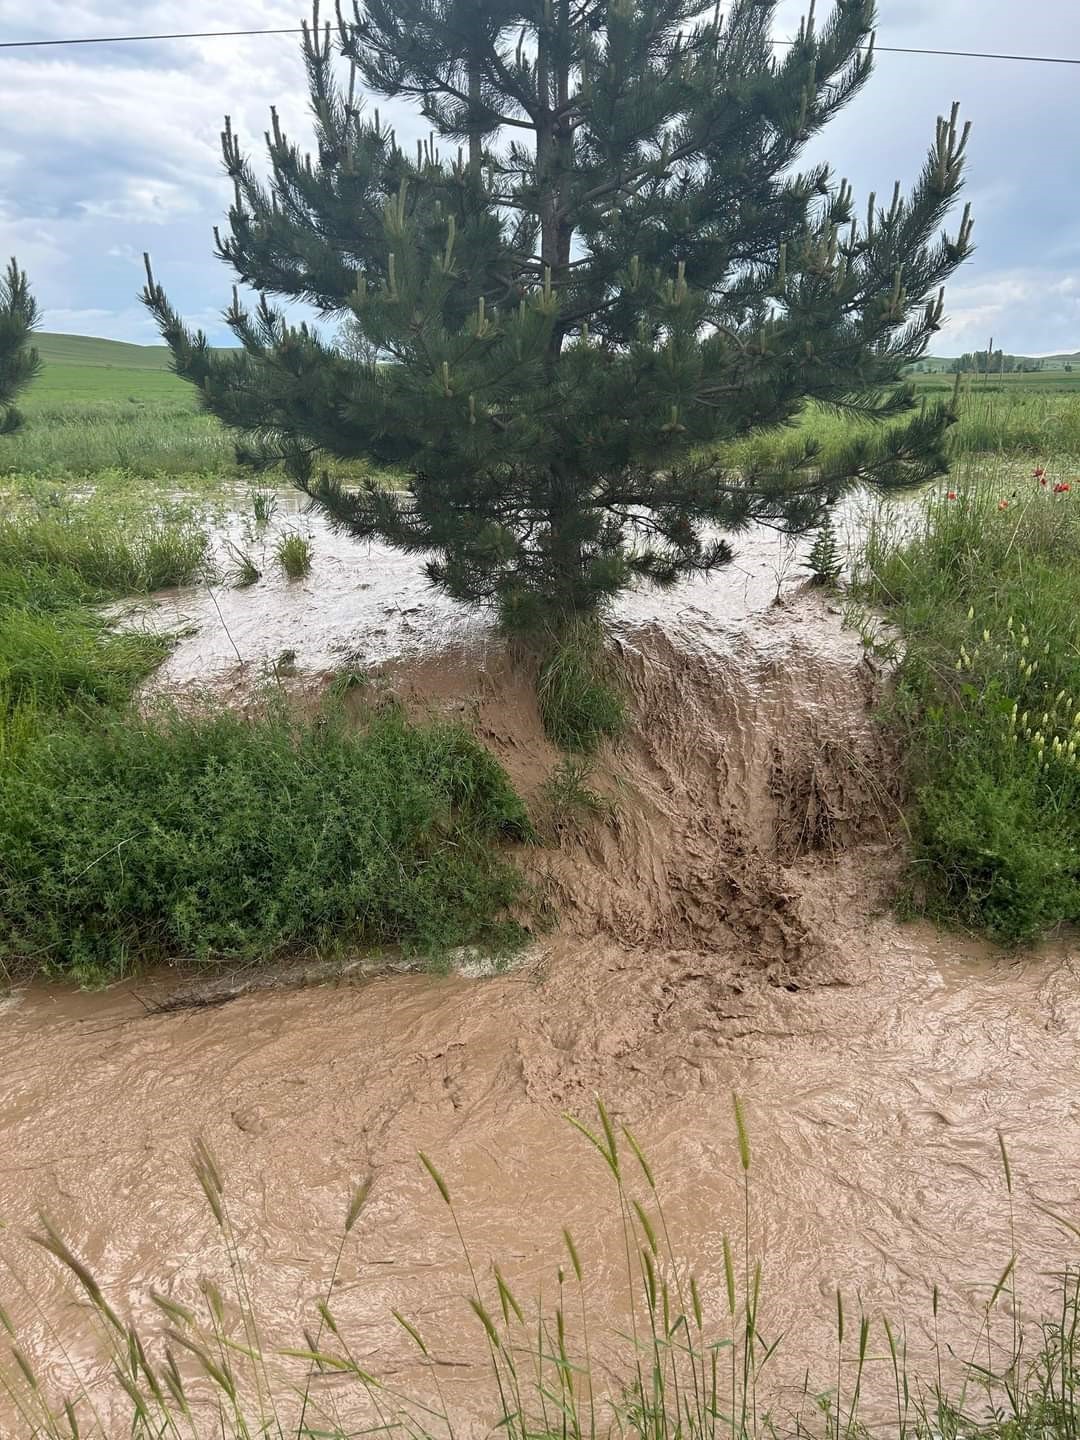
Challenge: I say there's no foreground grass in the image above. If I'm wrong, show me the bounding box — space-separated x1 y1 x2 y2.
0 504 530 983
853 472 1080 941
3 1101 1073 1440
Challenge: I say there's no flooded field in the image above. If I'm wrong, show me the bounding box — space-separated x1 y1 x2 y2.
3 516 1080 1431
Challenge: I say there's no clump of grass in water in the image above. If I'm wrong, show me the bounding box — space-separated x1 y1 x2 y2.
537 621 626 753
275 530 313 579
249 489 278 526
223 540 260 588
327 665 368 698
852 471 1080 941
540 756 615 837
8 1100 1077 1440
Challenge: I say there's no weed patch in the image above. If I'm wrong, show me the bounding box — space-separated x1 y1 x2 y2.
854 477 1080 941
0 703 531 982
537 623 626 752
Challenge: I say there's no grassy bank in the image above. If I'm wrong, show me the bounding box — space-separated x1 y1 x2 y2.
853 470 1080 942
0 503 530 984
1 704 530 982
4 1102 1073 1440
0 504 210 755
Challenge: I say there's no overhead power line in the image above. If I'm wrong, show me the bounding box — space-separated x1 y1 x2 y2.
0 28 302 48
0 25 1079 67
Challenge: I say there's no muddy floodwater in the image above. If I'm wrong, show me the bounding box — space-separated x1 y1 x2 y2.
4 509 1080 1432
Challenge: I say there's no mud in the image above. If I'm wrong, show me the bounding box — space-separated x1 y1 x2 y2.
4 522 1080 1433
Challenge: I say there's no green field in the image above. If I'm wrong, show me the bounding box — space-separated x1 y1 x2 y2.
915 368 1080 394
6 331 233 481
6 331 1079 486
31 331 189 404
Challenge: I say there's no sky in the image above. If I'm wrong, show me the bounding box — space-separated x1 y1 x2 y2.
0 0 1076 356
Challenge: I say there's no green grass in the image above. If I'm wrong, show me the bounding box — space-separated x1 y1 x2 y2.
32 362 190 405
7 1101 1077 1440
0 507 211 756
250 488 278 525
539 755 615 836
8 391 238 479
0 500 530 983
34 331 175 371
0 702 530 982
0 507 212 593
719 379 1080 480
852 471 1080 942
536 622 627 752
223 540 261 587
4 334 240 480
913 368 1080 392
0 597 171 725
9 332 1080 488
275 530 314 579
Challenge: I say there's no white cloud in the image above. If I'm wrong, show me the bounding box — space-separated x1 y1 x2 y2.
79 177 201 225
0 0 1075 357
938 270 1080 355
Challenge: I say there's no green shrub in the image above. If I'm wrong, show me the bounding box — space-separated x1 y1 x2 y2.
0 703 530 981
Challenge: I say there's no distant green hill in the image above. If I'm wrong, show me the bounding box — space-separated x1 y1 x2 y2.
25 333 190 407
34 332 175 371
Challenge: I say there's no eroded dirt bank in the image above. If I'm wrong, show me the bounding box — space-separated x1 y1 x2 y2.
3 570 1080 1433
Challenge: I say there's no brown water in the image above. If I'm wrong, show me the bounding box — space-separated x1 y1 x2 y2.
6 535 1080 1434
4 925 1080 1433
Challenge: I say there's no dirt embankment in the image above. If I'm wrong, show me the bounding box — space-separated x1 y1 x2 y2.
384 591 900 981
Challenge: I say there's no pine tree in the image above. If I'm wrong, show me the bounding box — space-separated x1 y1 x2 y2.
0 258 41 434
805 517 842 586
143 0 973 635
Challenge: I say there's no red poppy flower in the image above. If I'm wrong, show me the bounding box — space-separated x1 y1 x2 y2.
946 491 957 501
1034 466 1047 480
1054 482 1071 494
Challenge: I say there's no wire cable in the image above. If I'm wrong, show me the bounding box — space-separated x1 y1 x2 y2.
0 27 303 49
0 26 1078 66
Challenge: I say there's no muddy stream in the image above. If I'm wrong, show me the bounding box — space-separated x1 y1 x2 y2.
4 509 1080 1432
